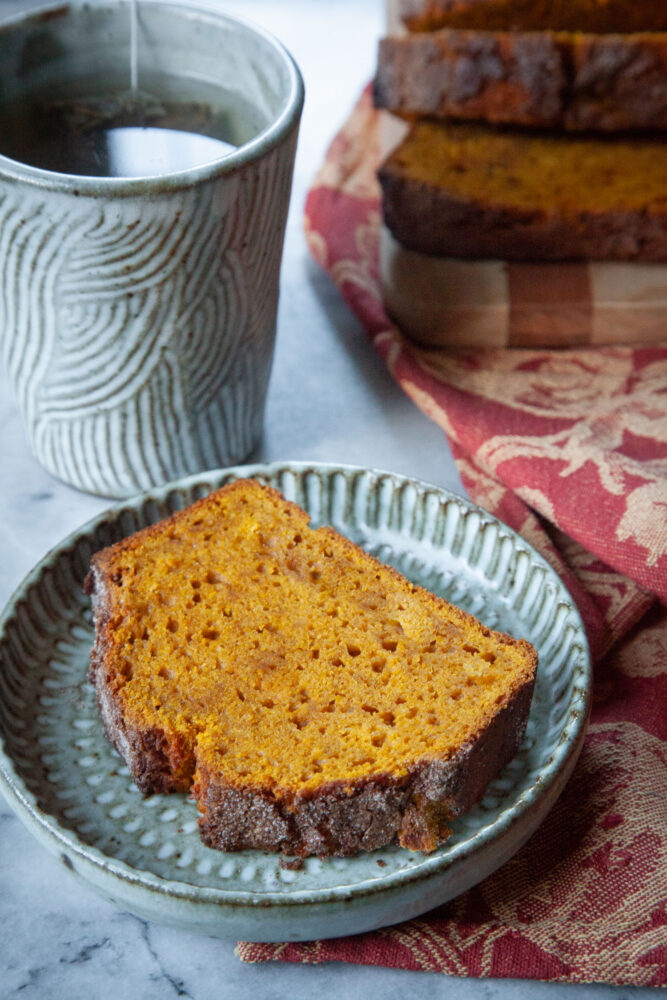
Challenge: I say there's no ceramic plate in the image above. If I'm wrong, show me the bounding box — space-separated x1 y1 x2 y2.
0 463 590 942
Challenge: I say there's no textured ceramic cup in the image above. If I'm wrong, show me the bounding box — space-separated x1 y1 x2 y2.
0 1 303 497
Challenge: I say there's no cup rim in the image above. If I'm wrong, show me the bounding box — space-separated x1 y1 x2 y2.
0 0 305 195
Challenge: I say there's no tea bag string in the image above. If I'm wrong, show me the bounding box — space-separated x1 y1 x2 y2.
130 0 138 93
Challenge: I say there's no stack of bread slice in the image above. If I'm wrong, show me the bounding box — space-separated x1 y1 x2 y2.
374 0 667 347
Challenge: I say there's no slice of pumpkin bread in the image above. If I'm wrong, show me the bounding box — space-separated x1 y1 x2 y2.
375 29 667 132
85 478 537 857
378 120 667 261
394 0 667 34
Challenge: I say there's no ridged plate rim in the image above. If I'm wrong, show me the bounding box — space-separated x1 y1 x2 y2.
0 461 591 922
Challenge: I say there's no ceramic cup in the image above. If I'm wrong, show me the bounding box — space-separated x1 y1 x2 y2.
0 1 303 497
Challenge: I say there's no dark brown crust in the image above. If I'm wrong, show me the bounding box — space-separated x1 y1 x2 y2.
378 148 667 262
86 479 538 856
395 0 667 34
374 29 667 132
195 675 534 856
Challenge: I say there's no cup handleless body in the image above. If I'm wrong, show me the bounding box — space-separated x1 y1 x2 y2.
0 1 304 497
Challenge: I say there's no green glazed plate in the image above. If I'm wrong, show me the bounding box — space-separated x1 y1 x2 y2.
0 463 590 941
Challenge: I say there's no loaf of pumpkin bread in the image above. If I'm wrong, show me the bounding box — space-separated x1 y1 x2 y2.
85 478 537 857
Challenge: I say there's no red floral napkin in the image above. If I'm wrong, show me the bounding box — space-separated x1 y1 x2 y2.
237 90 667 985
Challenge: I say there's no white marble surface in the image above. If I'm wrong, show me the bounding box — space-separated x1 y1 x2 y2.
0 1 659 997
